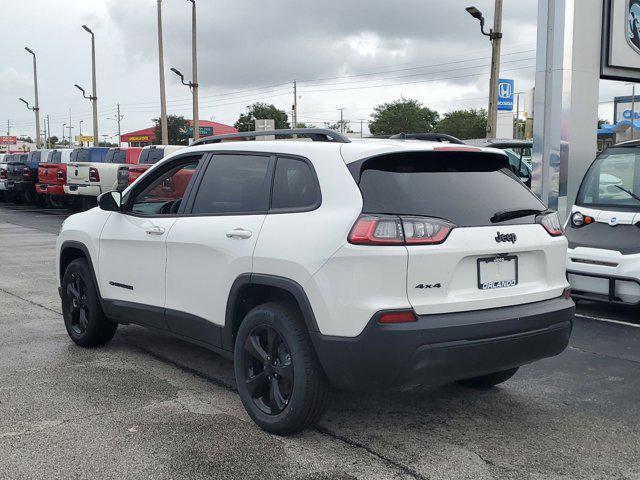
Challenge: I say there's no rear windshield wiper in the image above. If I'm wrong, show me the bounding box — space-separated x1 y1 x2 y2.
491 208 545 223
614 185 640 202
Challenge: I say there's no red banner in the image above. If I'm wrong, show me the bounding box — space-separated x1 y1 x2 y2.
0 136 17 145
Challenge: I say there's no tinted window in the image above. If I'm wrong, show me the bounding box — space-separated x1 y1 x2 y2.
71 149 90 162
105 150 126 164
28 151 41 163
577 148 640 209
105 150 116 163
357 152 544 227
138 148 165 164
271 157 319 210
192 154 271 214
51 151 62 163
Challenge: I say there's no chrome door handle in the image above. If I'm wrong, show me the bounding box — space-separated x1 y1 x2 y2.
146 226 165 236
226 228 252 239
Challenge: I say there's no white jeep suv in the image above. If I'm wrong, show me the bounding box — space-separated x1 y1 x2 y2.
56 129 574 434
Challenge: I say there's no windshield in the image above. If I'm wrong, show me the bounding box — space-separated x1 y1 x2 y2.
138 148 165 165
577 147 640 209
357 151 544 227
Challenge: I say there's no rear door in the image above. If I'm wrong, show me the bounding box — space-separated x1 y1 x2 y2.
164 153 273 343
356 150 568 315
67 149 91 185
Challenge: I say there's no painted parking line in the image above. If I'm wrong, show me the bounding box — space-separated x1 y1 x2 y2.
575 313 640 328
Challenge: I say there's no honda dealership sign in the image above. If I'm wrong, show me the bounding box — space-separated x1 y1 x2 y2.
497 79 514 111
602 0 640 81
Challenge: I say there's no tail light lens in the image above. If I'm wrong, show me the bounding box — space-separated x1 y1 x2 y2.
22 167 31 180
378 310 417 324
537 211 563 236
0 169 6 180
348 215 455 246
57 169 66 182
89 167 100 182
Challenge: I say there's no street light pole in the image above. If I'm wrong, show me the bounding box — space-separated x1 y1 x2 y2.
188 0 199 141
24 48 41 148
82 25 99 145
157 0 169 144
18 98 38 145
466 2 503 139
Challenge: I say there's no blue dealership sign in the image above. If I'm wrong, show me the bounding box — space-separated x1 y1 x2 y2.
497 78 514 111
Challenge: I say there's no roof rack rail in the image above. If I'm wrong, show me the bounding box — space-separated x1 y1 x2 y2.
191 128 351 146
388 133 465 144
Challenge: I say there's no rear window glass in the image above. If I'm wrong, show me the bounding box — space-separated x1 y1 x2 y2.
105 150 127 164
71 149 90 162
356 152 544 227
138 148 165 165
51 151 62 163
28 151 41 163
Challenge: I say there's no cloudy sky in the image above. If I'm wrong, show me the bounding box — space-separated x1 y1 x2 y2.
0 0 631 140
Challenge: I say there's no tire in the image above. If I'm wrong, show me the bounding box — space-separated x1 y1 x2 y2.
46 195 66 209
234 302 330 434
61 258 117 347
456 367 519 389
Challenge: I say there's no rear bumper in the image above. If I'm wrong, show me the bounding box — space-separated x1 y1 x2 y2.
2 180 31 192
311 297 574 390
36 184 65 196
64 184 102 197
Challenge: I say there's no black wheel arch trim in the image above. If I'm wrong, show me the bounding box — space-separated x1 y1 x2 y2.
223 273 320 351
59 240 106 311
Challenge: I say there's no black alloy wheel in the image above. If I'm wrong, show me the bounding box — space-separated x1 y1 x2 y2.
65 272 90 335
61 258 117 347
243 324 294 415
234 302 329 434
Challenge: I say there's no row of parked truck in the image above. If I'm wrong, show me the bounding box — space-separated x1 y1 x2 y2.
0 145 185 209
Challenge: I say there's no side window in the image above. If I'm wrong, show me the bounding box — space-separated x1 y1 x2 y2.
191 154 271 215
130 158 200 215
271 157 320 210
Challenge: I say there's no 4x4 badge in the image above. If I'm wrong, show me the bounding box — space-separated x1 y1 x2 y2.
495 232 517 243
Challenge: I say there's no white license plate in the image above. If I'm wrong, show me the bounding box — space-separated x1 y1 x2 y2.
477 256 518 290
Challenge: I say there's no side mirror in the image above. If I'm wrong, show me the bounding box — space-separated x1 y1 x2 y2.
97 191 122 212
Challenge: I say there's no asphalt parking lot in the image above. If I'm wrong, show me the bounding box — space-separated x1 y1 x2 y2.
0 203 639 479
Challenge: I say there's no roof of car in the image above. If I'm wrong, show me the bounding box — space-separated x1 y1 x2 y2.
173 137 507 165
465 138 533 149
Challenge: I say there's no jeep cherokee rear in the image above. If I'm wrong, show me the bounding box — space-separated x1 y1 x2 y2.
56 130 573 434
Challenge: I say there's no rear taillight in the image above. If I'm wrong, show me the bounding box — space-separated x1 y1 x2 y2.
378 310 417 324
89 167 100 182
537 212 563 236
0 169 6 180
22 167 31 180
348 215 455 246
57 169 65 181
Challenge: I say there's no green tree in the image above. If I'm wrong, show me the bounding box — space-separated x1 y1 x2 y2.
153 115 190 145
435 109 487 140
18 136 33 143
326 120 350 133
369 98 439 136
47 136 59 146
235 103 290 132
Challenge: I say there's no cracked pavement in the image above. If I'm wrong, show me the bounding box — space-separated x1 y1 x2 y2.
0 204 639 479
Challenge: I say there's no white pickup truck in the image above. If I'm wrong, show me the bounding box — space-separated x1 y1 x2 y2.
64 147 122 208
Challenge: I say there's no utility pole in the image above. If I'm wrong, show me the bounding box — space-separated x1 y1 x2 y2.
466 2 503 138
46 115 50 148
82 25 99 145
514 92 520 139
157 0 169 145
189 0 199 140
62 123 66 145
25 48 41 148
116 103 123 145
338 108 345 133
293 80 298 129
67 124 74 146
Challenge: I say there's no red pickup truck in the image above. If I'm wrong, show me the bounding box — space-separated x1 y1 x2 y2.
118 145 183 191
36 149 73 207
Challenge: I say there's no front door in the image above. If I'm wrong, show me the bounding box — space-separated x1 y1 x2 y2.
98 156 202 328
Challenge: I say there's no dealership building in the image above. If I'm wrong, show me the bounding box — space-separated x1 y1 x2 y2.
121 119 237 146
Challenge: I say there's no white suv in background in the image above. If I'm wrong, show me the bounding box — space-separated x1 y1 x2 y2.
566 142 640 304
56 129 574 434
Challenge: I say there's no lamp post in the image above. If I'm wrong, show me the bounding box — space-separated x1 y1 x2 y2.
79 120 84 146
82 25 99 145
74 84 96 145
24 47 41 148
188 0 199 140
157 0 169 145
18 98 39 146
466 3 503 139
62 123 66 145
170 67 199 140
